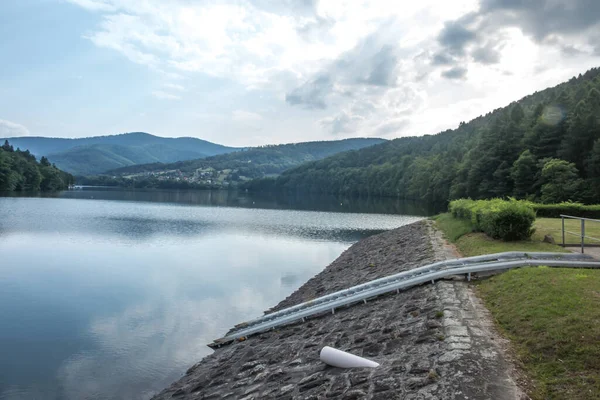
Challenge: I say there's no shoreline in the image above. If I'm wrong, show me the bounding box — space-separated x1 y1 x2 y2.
151 220 524 399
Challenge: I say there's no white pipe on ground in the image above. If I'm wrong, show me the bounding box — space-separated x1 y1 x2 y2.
320 346 379 368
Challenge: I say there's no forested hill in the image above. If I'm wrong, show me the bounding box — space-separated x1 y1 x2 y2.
103 138 386 188
248 67 600 205
0 140 74 191
0 132 238 175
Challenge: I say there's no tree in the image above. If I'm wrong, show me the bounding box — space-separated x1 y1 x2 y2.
2 140 14 152
526 117 567 160
40 156 51 167
587 139 600 199
511 150 538 199
491 161 512 197
559 100 598 173
0 143 72 192
0 150 18 190
540 159 581 203
510 104 525 124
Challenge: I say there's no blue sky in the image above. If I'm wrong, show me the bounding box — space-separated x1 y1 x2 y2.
1 0 600 146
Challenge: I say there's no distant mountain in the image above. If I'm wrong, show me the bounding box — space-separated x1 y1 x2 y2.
105 138 387 188
0 132 238 175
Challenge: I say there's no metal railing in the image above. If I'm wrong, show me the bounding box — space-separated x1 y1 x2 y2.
561 214 600 253
208 252 600 348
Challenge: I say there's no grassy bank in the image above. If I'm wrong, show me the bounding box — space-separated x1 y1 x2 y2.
434 213 600 399
434 213 566 256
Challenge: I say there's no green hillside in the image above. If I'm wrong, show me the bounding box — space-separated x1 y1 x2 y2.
0 132 238 175
248 67 600 205
48 143 209 176
104 138 386 188
0 140 73 191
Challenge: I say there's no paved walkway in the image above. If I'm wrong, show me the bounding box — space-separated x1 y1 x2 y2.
426 220 528 400
567 246 600 259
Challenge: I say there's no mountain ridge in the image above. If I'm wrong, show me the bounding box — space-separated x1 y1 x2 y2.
101 137 387 189
0 132 239 175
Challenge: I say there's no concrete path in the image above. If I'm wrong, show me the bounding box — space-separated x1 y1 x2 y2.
426 220 529 400
567 246 600 259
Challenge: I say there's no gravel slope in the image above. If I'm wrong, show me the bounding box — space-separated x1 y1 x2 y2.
151 220 525 400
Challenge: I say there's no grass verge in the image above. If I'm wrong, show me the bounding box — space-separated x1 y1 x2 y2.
433 213 600 399
433 213 566 256
534 217 600 246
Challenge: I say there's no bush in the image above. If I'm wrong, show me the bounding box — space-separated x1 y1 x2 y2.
531 202 600 219
449 199 536 241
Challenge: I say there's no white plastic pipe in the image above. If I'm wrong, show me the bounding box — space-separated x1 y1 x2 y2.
319 346 380 368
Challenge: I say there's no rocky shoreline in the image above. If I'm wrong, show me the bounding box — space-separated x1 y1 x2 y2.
151 220 525 400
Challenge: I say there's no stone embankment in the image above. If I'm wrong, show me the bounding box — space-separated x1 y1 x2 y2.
152 220 527 400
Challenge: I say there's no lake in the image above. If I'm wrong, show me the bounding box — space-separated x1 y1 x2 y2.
0 189 430 400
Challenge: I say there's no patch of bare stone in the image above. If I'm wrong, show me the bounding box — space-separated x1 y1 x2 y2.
151 220 528 400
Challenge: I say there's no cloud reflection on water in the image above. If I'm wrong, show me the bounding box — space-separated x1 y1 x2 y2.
54 237 340 400
0 196 419 400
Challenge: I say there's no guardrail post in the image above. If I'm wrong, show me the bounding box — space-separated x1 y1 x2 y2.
562 216 565 247
581 219 585 254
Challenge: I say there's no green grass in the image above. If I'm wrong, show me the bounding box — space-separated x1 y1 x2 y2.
477 268 600 399
433 213 566 256
433 213 473 241
534 218 600 246
434 213 600 399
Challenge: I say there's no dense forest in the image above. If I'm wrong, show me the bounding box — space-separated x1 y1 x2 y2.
248 67 600 205
0 140 74 191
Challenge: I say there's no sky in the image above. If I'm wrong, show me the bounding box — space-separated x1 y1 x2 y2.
1 0 600 146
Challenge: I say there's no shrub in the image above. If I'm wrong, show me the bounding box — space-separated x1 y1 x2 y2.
449 199 536 241
531 202 600 219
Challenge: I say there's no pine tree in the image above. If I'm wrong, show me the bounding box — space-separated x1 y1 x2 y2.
511 150 538 199
559 100 598 173
587 139 600 199
2 140 14 152
540 159 581 203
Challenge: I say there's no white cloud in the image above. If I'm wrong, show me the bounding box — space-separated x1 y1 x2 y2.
232 110 264 132
67 0 478 87
66 0 600 143
0 119 30 137
162 83 185 92
151 90 181 101
232 110 263 123
65 0 116 12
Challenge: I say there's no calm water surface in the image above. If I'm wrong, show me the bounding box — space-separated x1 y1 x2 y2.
0 189 428 400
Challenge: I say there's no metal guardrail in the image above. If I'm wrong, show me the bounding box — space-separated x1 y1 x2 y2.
561 214 600 253
209 252 599 348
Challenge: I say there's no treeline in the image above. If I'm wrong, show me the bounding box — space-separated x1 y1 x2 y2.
0 140 74 191
247 67 600 205
76 175 215 190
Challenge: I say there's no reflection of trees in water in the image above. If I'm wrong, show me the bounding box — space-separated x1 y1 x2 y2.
242 192 441 215
103 217 214 240
103 215 383 243
39 188 441 215
1 192 421 243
